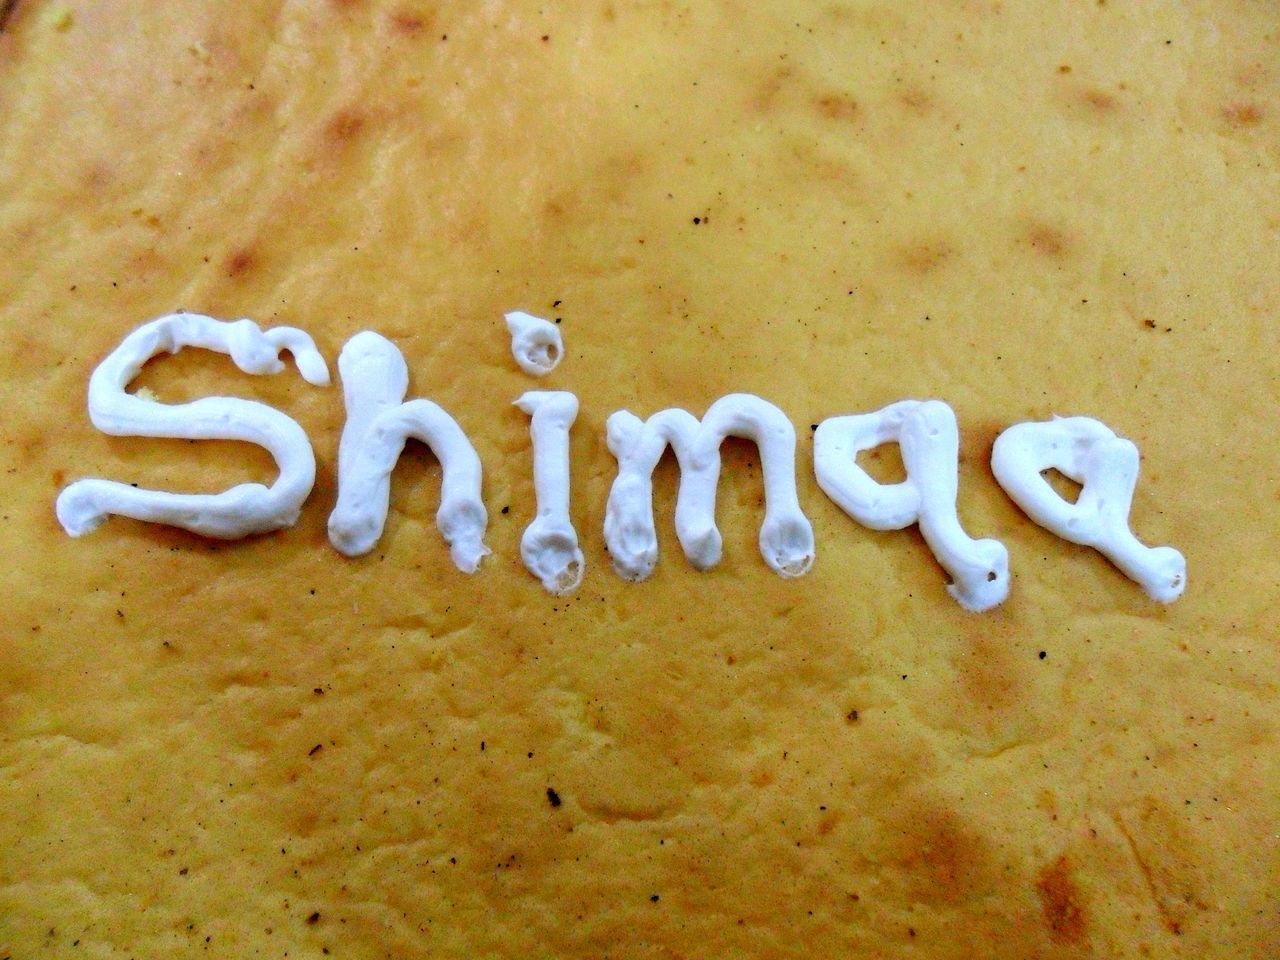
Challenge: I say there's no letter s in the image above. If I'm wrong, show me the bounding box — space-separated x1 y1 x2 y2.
55 313 330 539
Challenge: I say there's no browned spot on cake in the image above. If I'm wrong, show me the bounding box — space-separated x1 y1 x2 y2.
1113 800 1211 939
958 419 1003 471
898 804 989 904
81 163 114 190
128 247 167 279
1025 223 1070 257
1222 102 1263 127
327 109 366 142
814 93 859 121
390 8 432 34
1037 856 1088 945
896 240 952 275
750 65 792 113
1036 789 1059 819
225 248 257 278
897 86 933 113
813 158 859 184
543 197 569 221
1082 88 1117 112
956 630 1019 714
0 0 20 31
601 2 616 22
17 429 48 460
592 149 652 203
1234 61 1268 89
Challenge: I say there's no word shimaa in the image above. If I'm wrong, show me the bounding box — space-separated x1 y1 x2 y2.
56 314 1187 611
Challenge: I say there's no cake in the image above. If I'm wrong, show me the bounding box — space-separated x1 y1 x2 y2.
2 1 1277 957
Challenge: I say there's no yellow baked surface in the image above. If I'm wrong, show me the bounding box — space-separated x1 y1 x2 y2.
2 1 1277 956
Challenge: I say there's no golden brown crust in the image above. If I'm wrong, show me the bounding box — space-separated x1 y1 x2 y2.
1 1 1278 957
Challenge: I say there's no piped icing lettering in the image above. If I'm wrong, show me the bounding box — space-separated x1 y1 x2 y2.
505 311 563 377
991 416 1186 602
57 316 1191 611
55 312 329 539
604 394 816 580
814 400 1009 612
328 331 489 573
514 391 584 594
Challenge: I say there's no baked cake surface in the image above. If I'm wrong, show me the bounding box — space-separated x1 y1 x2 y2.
1 1 1278 956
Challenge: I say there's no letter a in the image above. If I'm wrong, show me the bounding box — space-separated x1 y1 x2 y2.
814 400 1009 612
991 416 1185 602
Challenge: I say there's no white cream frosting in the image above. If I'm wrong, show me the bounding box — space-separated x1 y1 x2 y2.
991 416 1186 603
504 311 564 377
604 393 816 580
813 400 1009 612
328 331 490 573
55 313 329 539
514 391 584 594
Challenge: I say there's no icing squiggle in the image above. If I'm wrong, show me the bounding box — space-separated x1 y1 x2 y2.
328 331 489 573
814 400 1009 612
991 416 1185 602
505 311 563 377
604 393 815 580
514 391 584 594
55 313 329 539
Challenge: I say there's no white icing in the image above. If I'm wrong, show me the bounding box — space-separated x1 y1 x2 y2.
504 311 563 377
991 416 1185 603
55 313 329 539
328 331 489 573
514 391 584 594
604 393 815 580
813 400 1009 612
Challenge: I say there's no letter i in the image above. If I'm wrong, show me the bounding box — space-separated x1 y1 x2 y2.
514 391 585 595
